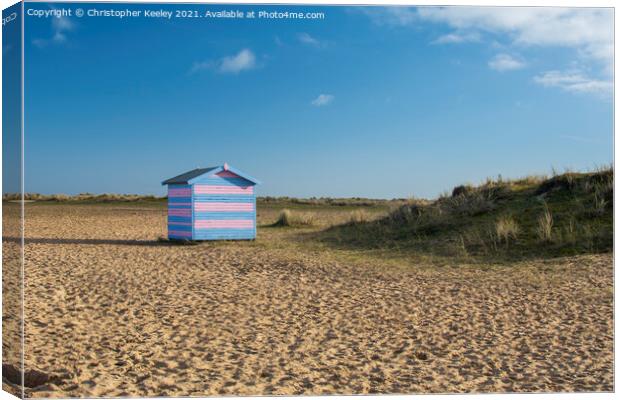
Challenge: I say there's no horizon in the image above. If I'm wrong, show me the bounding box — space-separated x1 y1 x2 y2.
7 3 614 198
6 164 613 201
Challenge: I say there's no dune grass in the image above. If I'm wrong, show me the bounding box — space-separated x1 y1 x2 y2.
536 204 554 243
270 209 317 227
316 167 613 263
495 215 520 244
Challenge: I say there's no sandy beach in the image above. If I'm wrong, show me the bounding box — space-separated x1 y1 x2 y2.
2 202 613 397
5 2 615 396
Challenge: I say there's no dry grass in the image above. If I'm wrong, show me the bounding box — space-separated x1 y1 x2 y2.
259 196 406 207
495 215 519 243
592 191 608 216
560 217 577 245
348 209 372 224
537 204 554 243
441 190 496 216
271 209 316 227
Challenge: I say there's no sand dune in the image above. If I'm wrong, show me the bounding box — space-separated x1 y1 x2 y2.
2 203 613 396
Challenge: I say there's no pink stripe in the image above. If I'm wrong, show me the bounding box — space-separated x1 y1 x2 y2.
216 171 239 178
194 185 254 195
168 222 192 226
194 202 254 211
168 202 192 206
194 220 254 229
169 230 192 237
169 189 191 197
168 209 191 217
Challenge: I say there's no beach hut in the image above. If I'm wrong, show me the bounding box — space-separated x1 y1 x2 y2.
162 163 260 241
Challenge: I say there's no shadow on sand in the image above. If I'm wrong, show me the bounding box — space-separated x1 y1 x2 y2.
2 236 185 247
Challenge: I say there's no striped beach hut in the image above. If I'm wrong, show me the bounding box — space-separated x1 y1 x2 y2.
162 163 260 241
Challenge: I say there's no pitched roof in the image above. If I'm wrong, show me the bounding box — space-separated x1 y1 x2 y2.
162 164 261 185
162 167 217 185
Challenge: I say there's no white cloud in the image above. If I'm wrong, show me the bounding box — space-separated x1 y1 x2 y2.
219 49 256 73
361 6 612 98
311 94 335 107
298 32 321 47
432 31 480 44
417 7 613 72
361 7 417 27
533 70 612 95
488 53 526 71
33 15 74 47
191 49 257 74
52 15 73 34
365 7 612 72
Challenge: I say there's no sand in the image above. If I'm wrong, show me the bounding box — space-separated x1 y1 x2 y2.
1 203 614 397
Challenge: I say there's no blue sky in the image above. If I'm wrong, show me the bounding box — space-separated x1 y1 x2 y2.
20 3 613 198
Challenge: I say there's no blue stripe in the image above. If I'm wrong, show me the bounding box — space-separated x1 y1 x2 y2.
168 197 191 204
168 224 192 232
169 233 192 239
168 216 192 223
193 229 256 240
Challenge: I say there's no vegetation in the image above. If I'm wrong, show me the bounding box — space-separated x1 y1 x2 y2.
3 193 164 203
271 209 317 227
494 215 520 244
536 203 554 243
260 196 408 207
317 167 613 262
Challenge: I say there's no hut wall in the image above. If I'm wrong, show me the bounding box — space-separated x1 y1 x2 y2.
167 184 193 239
191 171 256 240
